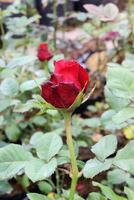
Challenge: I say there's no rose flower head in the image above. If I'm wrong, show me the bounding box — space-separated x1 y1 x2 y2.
103 31 120 41
37 43 53 62
41 59 89 111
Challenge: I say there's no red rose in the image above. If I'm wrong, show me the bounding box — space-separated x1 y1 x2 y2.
41 59 89 109
103 31 120 41
37 43 53 62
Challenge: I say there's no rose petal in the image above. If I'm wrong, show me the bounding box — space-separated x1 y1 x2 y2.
37 50 52 61
39 43 48 50
53 83 79 108
37 43 53 61
50 73 63 84
51 73 77 86
78 67 89 91
41 82 64 108
54 60 79 74
41 59 90 109
54 60 82 89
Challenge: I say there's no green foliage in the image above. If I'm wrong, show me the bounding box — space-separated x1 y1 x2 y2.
63 189 84 200
5 15 40 36
83 158 112 178
5 124 21 142
38 181 53 195
0 144 32 180
0 181 12 194
83 137 134 182
32 95 56 114
57 146 70 165
104 55 134 130
126 177 134 191
25 158 57 182
35 133 63 162
83 135 117 178
1 1 134 198
107 169 130 185
81 118 101 128
113 140 134 174
0 97 11 112
101 110 118 132
0 78 19 97
0 133 63 182
93 182 127 200
91 135 117 161
18 175 30 189
124 187 134 200
88 192 107 200
6 55 37 68
27 193 50 200
20 78 45 92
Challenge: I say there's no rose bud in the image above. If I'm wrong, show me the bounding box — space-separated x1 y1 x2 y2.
37 43 53 62
41 59 89 111
103 31 120 41
76 182 85 194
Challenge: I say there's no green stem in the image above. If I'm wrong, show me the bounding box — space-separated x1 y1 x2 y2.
40 61 50 78
64 112 79 200
128 0 134 44
0 20 4 37
56 169 61 195
62 0 68 40
53 0 57 50
44 61 50 78
0 9 5 50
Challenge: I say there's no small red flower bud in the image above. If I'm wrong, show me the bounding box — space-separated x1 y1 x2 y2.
41 59 89 109
103 31 120 41
37 43 53 62
76 182 85 193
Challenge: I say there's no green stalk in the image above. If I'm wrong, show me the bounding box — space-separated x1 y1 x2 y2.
0 9 5 50
62 0 68 40
128 0 134 44
40 61 50 78
56 169 61 195
64 112 79 200
44 61 50 78
0 19 4 37
53 0 57 50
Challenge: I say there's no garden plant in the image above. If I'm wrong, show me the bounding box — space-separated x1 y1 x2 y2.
0 0 134 200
